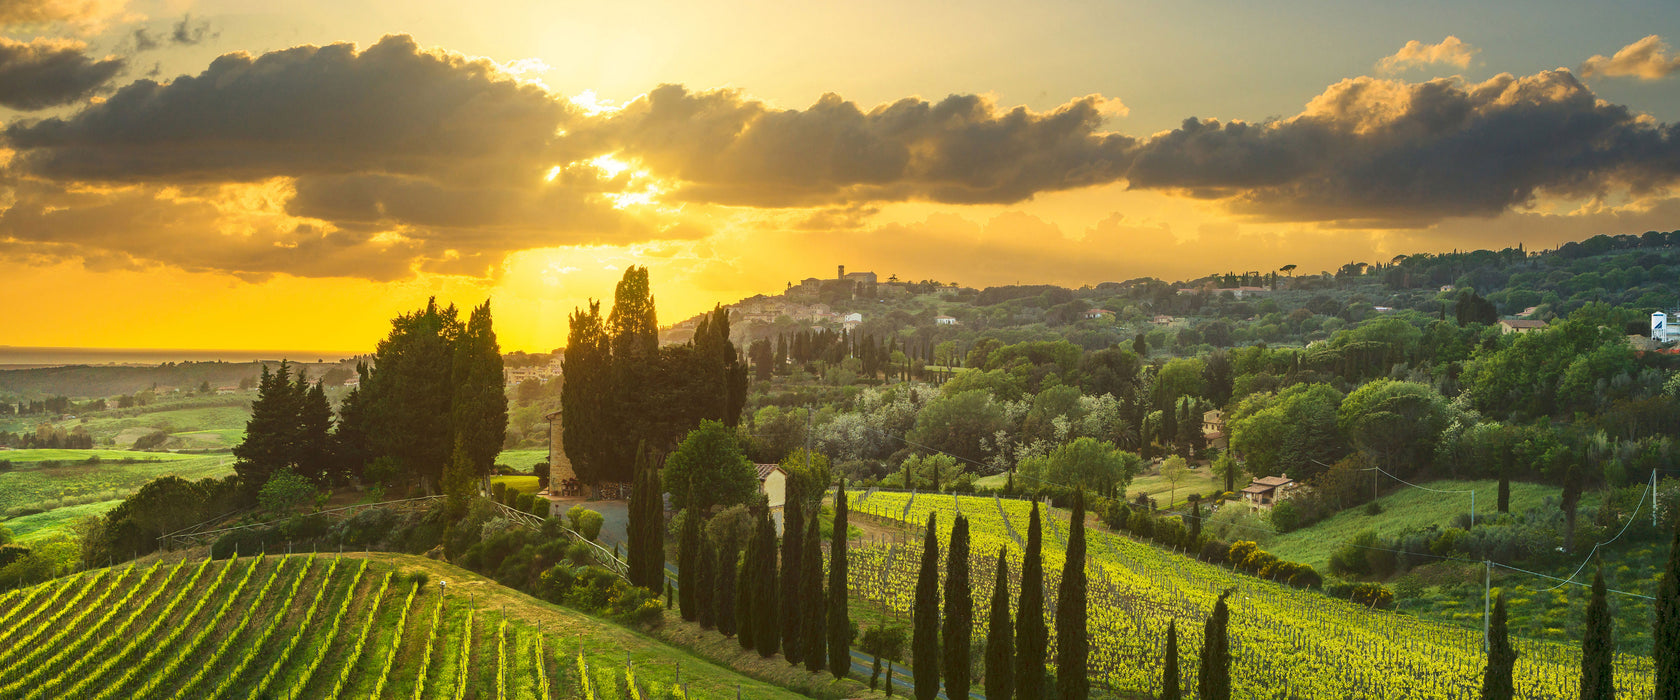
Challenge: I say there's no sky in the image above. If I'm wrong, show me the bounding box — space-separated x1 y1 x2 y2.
1 0 1678 353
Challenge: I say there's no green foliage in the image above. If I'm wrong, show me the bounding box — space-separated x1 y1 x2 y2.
1055 492 1088 700
662 420 757 514
1579 563 1616 699
986 546 1015 700
1019 438 1139 496
889 453 973 491
907 389 1008 466
1197 590 1232 700
779 448 832 510
258 467 318 515
943 516 972 700
1228 383 1345 481
1015 502 1047 700
567 506 605 541
443 437 477 514
1339 379 1452 477
451 301 509 482
1269 501 1302 533
1160 621 1179 700
1658 523 1680 700
1481 593 1517 700
233 362 333 489
801 514 828 673
363 299 460 490
913 513 941 700
829 480 852 678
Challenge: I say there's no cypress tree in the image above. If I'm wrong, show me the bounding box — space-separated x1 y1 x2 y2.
1016 502 1047 700
755 511 781 657
944 516 972 700
1188 500 1202 540
1479 593 1516 700
1197 590 1232 700
829 480 852 679
717 538 738 637
985 548 1014 700
1497 470 1511 514
781 481 806 664
562 300 612 489
628 443 665 590
451 300 507 490
1656 521 1680 700
1579 561 1615 700
803 514 828 673
679 489 700 621
696 538 716 630
913 513 941 700
1160 621 1178 700
737 530 756 649
234 362 297 492
298 380 333 486
1056 491 1088 700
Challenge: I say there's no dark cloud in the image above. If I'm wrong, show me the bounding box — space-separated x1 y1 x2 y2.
171 14 212 45
582 85 1136 206
1125 71 1680 226
0 37 122 110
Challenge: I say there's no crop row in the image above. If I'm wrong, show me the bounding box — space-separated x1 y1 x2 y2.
281 558 369 700
124 554 276 699
0 560 184 698
370 580 422 698
321 570 393 700
194 555 320 698
69 555 242 699
234 556 342 700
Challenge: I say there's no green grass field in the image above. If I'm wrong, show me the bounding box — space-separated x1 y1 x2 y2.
494 448 549 470
0 451 234 519
1264 479 1595 572
491 476 541 495
0 553 818 700
3 499 123 542
975 464 1224 509
0 449 197 464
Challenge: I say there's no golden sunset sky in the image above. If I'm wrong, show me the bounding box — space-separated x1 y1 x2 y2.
1 0 1678 352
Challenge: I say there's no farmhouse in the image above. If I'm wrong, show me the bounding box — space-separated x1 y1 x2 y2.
755 464 787 511
1242 473 1296 511
1498 319 1549 334
935 315 958 325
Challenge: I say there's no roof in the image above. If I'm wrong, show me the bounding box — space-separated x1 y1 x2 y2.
935 314 956 319
1086 308 1111 314
754 464 786 481
1240 484 1273 495
1251 475 1294 487
1500 319 1548 329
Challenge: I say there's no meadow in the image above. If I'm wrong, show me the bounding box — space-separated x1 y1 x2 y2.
0 451 234 519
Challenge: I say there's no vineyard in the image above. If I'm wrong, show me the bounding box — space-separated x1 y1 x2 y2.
845 490 1658 699
0 553 805 700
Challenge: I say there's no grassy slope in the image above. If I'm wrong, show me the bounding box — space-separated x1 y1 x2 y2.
0 552 843 700
0 452 233 517
4 499 122 541
1265 479 1592 571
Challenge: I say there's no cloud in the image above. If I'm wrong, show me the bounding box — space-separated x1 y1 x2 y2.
1376 36 1477 74
0 0 127 30
0 35 659 280
0 37 123 110
130 14 217 52
1124 71 1680 225
1580 35 1680 80
579 86 1135 206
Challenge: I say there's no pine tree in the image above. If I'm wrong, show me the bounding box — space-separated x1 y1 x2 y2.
781 481 806 664
944 516 972 700
1056 491 1088 700
1479 593 1516 700
679 491 700 621
1197 590 1232 700
754 511 781 657
913 513 941 700
1579 561 1616 699
717 538 738 637
365 299 459 491
696 537 716 630
737 527 757 650
803 514 827 674
297 380 333 485
1657 521 1680 700
233 362 298 492
1160 621 1178 700
1016 502 1047 700
829 480 852 679
451 300 507 488
985 548 1014 700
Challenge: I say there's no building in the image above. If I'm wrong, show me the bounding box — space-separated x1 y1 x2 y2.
1152 314 1175 325
1242 474 1296 511
1083 308 1113 319
544 408 575 495
935 315 958 325
1498 319 1549 334
755 464 787 511
1202 409 1227 450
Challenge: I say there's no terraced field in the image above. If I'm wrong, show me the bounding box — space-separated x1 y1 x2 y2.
845 490 1657 700
0 553 805 700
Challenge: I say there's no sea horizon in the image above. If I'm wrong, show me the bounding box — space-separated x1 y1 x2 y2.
0 345 363 368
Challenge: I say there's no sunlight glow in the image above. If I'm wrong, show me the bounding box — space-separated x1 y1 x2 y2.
589 155 631 179
544 165 561 182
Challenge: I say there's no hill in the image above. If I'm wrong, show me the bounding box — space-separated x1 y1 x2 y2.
0 552 814 700
845 490 1657 699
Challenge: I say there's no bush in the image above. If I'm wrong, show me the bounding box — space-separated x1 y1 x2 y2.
568 506 604 541
1366 501 1383 516
333 507 397 548
211 528 275 559
492 482 508 504
1269 501 1302 533
1200 539 1231 564
516 493 536 513
529 499 551 519
259 468 318 515
566 542 595 567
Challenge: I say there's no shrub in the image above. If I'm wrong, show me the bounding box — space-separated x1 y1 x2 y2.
516 493 536 513
538 564 578 602
333 507 397 548
1269 501 1302 533
529 499 551 519
258 467 317 515
566 542 595 567
492 482 508 504
568 507 604 541
1200 539 1231 564
1365 501 1383 516
211 528 274 559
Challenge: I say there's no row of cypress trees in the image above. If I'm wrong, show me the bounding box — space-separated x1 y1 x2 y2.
672 479 853 680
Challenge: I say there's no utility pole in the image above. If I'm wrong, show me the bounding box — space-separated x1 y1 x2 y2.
1482 559 1490 653
1470 490 1475 529
1655 468 1660 529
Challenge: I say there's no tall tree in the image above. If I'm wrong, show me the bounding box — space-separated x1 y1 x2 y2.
754 510 781 657
913 513 941 700
1056 491 1088 700
1580 561 1616 700
781 479 807 665
1160 621 1179 700
442 435 476 513
297 379 333 485
985 548 1014 700
696 537 716 630
329 363 374 483
679 489 700 621
829 480 852 679
944 516 972 700
609 266 660 479
716 537 738 637
233 362 298 492
737 524 758 650
1497 467 1511 514
628 443 665 590
1479 593 1516 700
562 301 612 489
1016 502 1047 700
803 514 828 673
451 300 508 488
1197 590 1232 700
365 299 459 491
1657 522 1680 700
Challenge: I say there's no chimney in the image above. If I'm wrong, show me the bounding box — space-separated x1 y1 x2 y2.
838 264 845 279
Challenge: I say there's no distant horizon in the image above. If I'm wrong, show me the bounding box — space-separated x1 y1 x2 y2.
0 345 365 368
